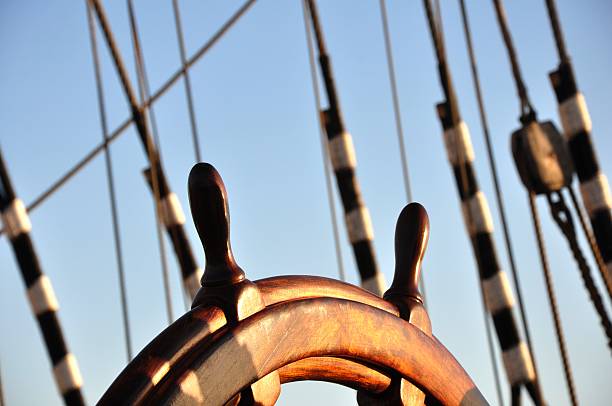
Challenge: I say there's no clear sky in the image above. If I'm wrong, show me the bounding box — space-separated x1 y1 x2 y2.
1 0 611 405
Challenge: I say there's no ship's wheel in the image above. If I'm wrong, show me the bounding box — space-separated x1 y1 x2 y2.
98 163 487 406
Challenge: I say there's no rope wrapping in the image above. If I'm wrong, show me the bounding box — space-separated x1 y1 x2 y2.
305 0 385 295
0 151 85 406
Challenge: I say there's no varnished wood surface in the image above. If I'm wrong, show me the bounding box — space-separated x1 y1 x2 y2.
188 162 244 287
98 306 226 405
278 357 392 393
152 298 486 406
255 275 398 316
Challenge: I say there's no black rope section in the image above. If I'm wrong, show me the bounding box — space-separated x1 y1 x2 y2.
172 0 203 163
85 0 133 361
126 0 174 324
301 0 346 283
544 0 569 64
304 0 385 295
458 2 544 404
495 2 612 402
527 192 578 406
567 187 611 296
491 0 535 123
545 0 612 300
546 191 612 350
0 149 86 406
423 1 542 403
0 0 257 238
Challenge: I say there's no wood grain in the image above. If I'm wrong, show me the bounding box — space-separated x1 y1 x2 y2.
152 298 486 406
278 356 392 393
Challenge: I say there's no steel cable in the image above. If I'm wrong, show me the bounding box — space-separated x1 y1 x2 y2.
126 0 174 324
172 0 203 163
378 0 428 302
85 0 133 361
0 0 257 238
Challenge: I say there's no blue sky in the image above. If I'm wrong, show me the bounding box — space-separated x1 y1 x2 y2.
1 0 611 404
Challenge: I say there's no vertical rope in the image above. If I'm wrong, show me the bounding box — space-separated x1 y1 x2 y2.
527 193 578 406
171 0 203 163
126 0 174 324
85 0 133 361
458 1 544 402
378 0 427 301
301 0 345 282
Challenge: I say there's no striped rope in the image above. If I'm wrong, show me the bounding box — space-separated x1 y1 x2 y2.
0 0 257 238
305 0 385 295
422 0 541 400
438 111 538 392
301 0 346 282
0 151 85 406
549 64 612 298
89 0 202 301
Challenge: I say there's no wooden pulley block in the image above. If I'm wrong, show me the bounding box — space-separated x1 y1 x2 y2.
511 120 574 195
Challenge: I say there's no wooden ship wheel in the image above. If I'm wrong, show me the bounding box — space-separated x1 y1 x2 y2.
98 163 487 406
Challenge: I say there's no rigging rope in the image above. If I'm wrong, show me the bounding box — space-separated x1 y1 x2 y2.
495 0 610 389
0 149 86 406
377 0 428 302
567 187 612 298
301 0 346 282
546 191 612 350
126 0 174 324
491 0 535 123
423 1 541 403
527 192 578 406
378 0 413 204
545 0 612 301
172 0 203 163
457 1 544 404
0 0 257 238
86 0 133 361
305 0 386 295
544 0 569 64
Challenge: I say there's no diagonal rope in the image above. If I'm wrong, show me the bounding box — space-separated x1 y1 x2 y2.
424 1 505 402
85 0 133 361
458 0 544 402
0 0 257 238
491 0 535 122
172 0 203 163
126 0 174 324
528 192 578 406
301 0 345 282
